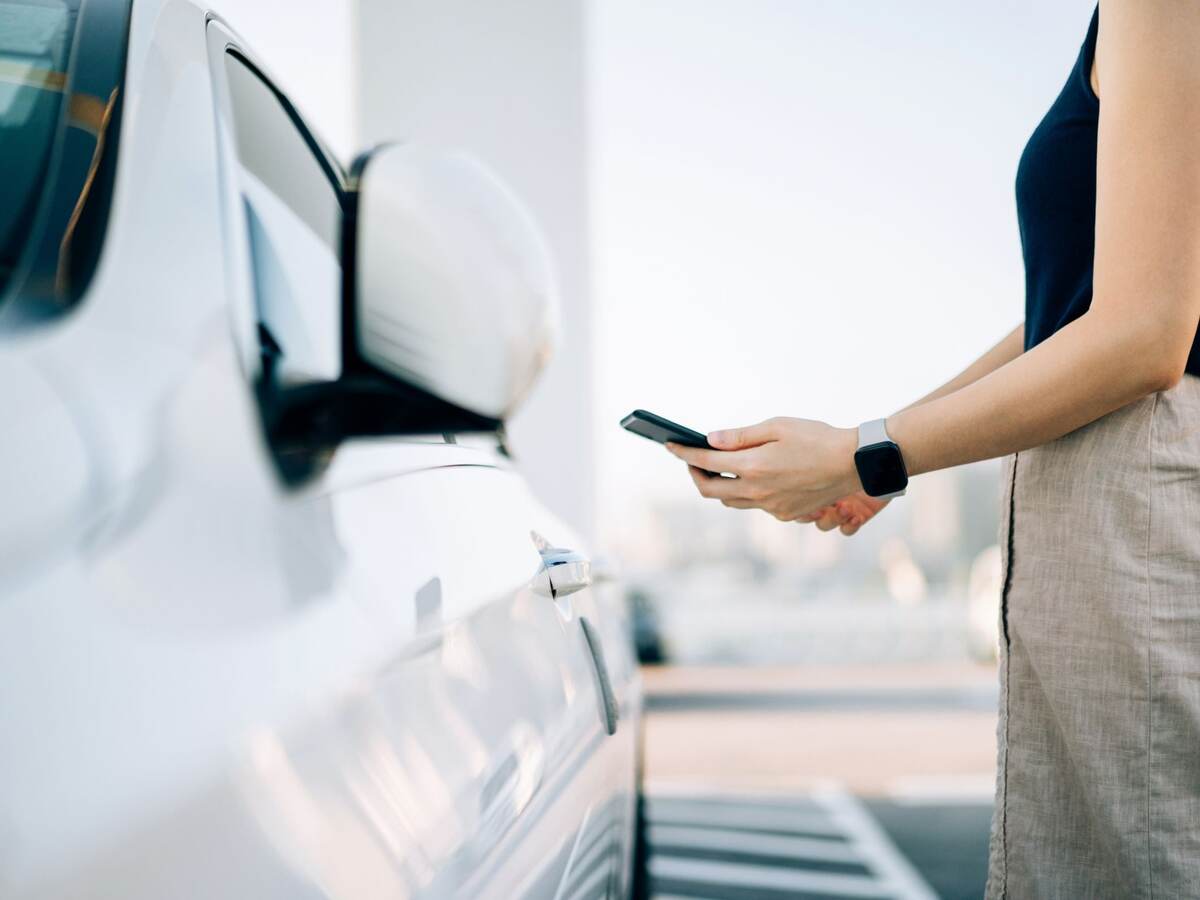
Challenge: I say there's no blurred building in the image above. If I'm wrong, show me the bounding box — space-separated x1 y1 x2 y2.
621 462 1004 665
635 463 999 580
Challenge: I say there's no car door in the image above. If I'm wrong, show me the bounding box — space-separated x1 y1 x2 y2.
207 24 622 897
295 453 619 898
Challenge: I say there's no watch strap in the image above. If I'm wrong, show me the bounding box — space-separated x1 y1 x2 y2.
857 417 891 449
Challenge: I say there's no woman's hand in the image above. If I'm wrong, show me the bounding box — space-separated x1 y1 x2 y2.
665 417 862 522
800 491 892 536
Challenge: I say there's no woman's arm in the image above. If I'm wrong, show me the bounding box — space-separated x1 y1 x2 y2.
799 322 1024 534
667 0 1200 522
892 0 1200 477
901 323 1024 412
890 305 1183 480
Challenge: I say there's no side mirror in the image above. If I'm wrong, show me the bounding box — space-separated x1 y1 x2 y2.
263 145 559 478
351 145 559 420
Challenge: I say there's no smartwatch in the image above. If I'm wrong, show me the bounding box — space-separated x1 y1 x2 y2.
854 418 908 499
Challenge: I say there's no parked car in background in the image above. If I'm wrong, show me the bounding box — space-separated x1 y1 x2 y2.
626 586 668 665
0 0 641 897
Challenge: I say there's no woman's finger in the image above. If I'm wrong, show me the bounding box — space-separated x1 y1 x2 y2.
687 465 754 500
843 494 889 520
706 419 781 450
721 498 756 509
831 502 856 523
666 442 752 476
815 508 842 531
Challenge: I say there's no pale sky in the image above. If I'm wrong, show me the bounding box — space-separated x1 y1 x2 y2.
592 0 1096 536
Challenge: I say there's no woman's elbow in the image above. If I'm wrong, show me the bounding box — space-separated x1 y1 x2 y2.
1146 362 1186 394
1148 356 1188 393
1101 309 1193 395
1107 337 1186 397
1135 331 1190 394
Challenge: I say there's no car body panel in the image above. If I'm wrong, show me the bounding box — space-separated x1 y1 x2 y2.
0 1 640 897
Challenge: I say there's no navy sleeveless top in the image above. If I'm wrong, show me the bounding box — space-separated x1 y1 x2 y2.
1017 7 1200 373
1016 8 1101 353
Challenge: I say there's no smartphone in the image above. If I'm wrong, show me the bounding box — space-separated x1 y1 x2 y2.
620 409 711 448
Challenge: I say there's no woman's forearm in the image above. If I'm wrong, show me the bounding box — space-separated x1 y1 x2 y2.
887 308 1180 478
901 323 1025 412
666 305 1184 522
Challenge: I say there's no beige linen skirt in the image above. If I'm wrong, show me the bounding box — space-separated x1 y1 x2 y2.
985 375 1200 899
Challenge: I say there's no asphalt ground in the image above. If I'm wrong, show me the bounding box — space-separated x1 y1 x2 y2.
641 664 997 899
863 800 992 900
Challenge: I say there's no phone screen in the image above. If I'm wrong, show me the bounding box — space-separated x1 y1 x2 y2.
620 410 710 448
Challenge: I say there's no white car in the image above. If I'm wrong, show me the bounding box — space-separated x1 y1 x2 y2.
0 1 641 898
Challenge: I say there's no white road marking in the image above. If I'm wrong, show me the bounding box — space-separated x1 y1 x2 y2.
648 856 892 897
645 797 841 836
814 784 939 900
648 823 862 863
644 776 834 795
886 773 995 806
644 783 942 900
644 781 827 809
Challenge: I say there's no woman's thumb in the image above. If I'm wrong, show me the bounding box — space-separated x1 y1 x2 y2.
708 419 777 450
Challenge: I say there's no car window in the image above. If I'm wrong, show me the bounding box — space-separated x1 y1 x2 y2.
223 52 343 385
0 0 131 311
0 1 76 294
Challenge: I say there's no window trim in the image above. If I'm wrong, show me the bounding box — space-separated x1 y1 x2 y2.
223 48 348 204
221 46 349 385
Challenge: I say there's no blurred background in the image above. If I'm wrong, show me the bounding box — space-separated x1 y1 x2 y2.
231 1 1096 895
589 7 1095 895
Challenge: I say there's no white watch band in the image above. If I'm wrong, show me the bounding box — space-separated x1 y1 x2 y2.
857 417 892 449
857 418 906 498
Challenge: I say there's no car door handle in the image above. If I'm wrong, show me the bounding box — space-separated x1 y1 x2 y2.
533 547 592 599
580 616 619 735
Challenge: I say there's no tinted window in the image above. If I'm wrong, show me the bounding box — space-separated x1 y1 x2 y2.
0 1 75 289
0 0 131 310
0 1 77 292
223 53 343 385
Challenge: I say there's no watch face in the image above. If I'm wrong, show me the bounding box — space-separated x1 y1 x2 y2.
854 442 908 497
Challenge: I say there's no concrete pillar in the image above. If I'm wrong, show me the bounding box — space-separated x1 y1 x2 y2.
354 0 596 542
